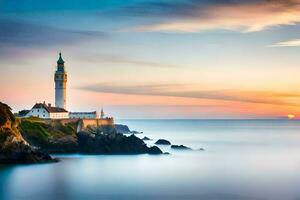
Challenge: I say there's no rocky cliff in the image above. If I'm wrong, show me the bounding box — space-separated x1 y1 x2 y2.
20 117 162 155
0 102 55 164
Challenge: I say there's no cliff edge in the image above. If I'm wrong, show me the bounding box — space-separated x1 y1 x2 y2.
0 102 55 164
20 117 162 155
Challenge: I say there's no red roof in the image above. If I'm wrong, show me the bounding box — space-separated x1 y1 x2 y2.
32 103 68 113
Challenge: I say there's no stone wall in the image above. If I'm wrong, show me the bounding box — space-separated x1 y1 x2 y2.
79 118 114 131
45 118 114 133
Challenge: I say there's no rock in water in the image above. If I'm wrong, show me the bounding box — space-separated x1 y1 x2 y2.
142 136 151 141
77 132 163 155
148 146 163 154
171 145 192 150
0 102 56 164
155 139 171 145
115 124 131 134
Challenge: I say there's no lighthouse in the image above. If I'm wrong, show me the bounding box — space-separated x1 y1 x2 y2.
24 52 114 121
54 52 67 109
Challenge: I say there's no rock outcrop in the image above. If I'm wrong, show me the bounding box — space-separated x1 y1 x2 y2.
115 124 141 134
171 145 192 150
155 139 171 145
147 146 163 154
77 132 162 154
142 136 151 141
0 102 56 164
115 124 131 134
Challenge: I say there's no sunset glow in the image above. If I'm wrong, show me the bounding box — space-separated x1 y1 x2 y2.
288 114 296 120
0 0 300 119
2 1 300 200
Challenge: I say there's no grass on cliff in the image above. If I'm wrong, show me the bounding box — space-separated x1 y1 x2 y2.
54 122 77 135
20 117 78 144
20 119 51 143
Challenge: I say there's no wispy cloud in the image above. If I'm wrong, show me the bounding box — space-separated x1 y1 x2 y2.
0 18 108 59
79 54 178 68
271 38 300 47
79 82 300 106
125 0 300 33
0 19 107 47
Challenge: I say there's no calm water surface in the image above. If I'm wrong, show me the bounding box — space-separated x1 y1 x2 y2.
1 120 300 200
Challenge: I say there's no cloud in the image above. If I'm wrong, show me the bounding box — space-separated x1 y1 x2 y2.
79 82 300 106
124 0 300 33
271 38 300 46
78 54 178 68
0 18 108 60
0 19 107 47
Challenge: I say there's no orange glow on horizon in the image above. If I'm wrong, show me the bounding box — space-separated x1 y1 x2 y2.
288 114 296 120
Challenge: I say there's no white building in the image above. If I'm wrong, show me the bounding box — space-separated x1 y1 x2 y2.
69 108 107 119
69 111 99 119
26 103 69 119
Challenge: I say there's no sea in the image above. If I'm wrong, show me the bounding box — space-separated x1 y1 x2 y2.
1 119 300 200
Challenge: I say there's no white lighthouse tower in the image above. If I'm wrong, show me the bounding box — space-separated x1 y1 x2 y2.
54 52 67 109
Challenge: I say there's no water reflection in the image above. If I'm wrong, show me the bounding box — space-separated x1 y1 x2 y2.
1 120 300 200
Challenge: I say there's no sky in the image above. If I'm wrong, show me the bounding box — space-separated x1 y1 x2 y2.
0 0 300 119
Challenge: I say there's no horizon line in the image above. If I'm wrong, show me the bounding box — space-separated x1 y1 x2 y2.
116 118 298 121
